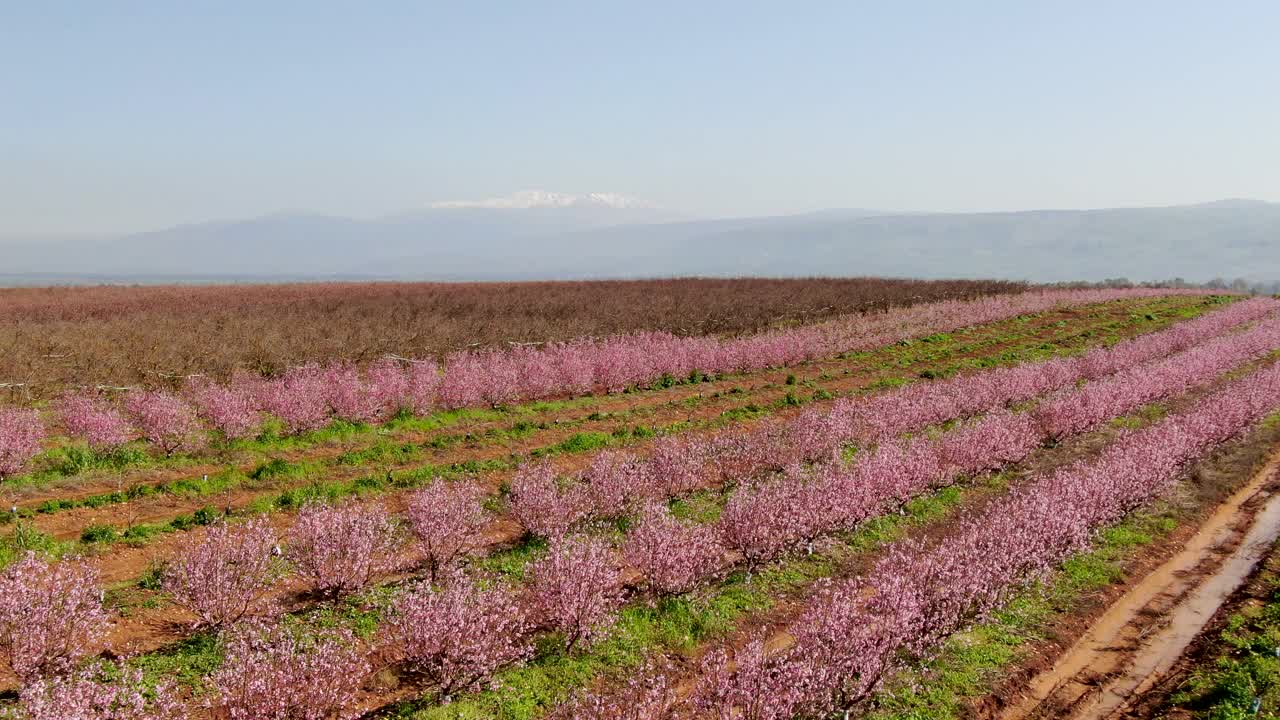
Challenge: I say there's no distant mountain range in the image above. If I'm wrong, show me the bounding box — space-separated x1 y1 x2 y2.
2 193 1277 284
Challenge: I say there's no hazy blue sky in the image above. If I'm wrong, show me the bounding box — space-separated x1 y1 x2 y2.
3 1 1279 235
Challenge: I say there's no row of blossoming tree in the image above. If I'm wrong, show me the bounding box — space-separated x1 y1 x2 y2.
0 288 1217 479
2 297 1275 719
675 359 1280 720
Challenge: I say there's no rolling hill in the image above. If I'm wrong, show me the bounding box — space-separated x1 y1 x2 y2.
2 197 1275 284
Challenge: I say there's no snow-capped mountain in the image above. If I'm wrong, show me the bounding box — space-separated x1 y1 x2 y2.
428 190 656 210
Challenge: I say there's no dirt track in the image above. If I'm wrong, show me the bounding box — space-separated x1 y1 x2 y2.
998 446 1280 720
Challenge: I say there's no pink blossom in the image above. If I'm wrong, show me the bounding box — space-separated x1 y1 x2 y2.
367 357 412 418
162 518 282 628
9 289 1226 450
695 359 1280 718
645 435 708 497
553 662 674 720
186 377 261 440
0 553 107 682
0 408 44 478
286 501 402 597
383 576 530 701
788 579 904 705
123 390 204 455
717 480 811 569
437 351 488 409
57 392 132 451
693 641 821 720
706 425 786 482
571 305 1280 718
938 410 1042 475
405 479 489 583
623 503 723 597
1036 313 1280 439
582 451 658 519
211 619 369 720
13 661 182 720
322 362 384 424
256 365 331 434
405 359 442 414
526 535 623 652
508 462 590 540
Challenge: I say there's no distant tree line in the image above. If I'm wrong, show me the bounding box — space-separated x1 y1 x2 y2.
1056 277 1280 296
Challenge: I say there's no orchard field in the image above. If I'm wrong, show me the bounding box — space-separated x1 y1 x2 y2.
0 277 1026 400
3 279 1280 720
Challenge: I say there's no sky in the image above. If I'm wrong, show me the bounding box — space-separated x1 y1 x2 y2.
3 1 1279 235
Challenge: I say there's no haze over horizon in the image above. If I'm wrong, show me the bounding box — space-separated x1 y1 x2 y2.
1 195 1275 286
5 192 1276 242
9 191 1270 240
4 2 1280 236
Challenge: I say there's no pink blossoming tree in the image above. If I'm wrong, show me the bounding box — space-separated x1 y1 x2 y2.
508 462 590 540
11 662 182 720
124 390 204 455
383 576 530 702
162 518 283 628
286 501 403 597
526 535 623 652
57 392 132 451
186 377 261 440
0 409 44 478
406 480 489 583
0 553 107 682
622 503 723 597
211 619 369 720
